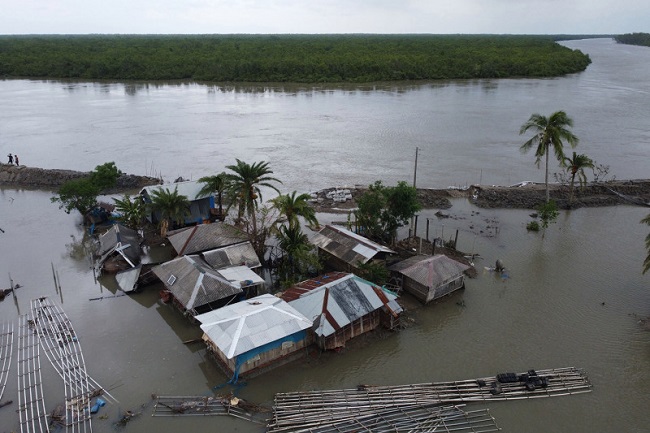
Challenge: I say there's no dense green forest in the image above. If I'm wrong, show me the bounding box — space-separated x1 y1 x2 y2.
615 33 650 47
0 34 592 83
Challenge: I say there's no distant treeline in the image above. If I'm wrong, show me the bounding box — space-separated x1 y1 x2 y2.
0 34 592 83
614 33 650 47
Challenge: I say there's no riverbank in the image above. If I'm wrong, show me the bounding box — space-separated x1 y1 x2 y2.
0 163 161 193
311 180 650 212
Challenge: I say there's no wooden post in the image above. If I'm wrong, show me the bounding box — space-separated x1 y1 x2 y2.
426 218 430 241
454 229 459 249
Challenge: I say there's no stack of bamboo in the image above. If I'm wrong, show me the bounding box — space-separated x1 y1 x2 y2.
268 367 591 432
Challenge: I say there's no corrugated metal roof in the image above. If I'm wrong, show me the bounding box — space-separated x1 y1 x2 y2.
167 223 249 255
152 255 242 310
202 242 261 269
115 265 141 293
389 254 470 288
97 223 141 265
140 180 211 201
281 273 402 338
217 266 265 288
310 225 395 266
196 294 312 359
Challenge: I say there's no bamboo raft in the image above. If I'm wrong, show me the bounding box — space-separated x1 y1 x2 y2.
17 314 50 433
0 320 14 402
152 394 270 424
268 367 591 432
31 297 117 432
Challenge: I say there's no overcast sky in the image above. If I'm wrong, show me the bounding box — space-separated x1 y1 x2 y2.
1 0 647 35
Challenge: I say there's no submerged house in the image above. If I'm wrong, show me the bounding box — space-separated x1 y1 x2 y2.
95 223 141 273
140 180 215 227
280 272 402 350
388 254 471 304
166 222 249 256
152 255 243 317
310 225 396 273
196 294 313 380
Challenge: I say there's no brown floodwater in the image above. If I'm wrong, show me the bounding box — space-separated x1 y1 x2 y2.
1 38 649 432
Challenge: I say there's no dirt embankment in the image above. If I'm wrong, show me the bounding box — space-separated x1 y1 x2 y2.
0 163 162 193
470 180 650 209
311 180 650 212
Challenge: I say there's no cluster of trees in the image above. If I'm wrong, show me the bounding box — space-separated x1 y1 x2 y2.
52 158 423 287
614 33 650 47
0 34 591 83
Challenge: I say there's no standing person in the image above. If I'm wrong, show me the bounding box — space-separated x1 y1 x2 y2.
7 153 12 164
14 155 19 166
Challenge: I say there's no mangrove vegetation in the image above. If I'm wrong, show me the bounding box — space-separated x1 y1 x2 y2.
0 34 592 83
614 32 650 47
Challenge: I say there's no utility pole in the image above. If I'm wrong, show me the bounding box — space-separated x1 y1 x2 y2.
410 147 419 237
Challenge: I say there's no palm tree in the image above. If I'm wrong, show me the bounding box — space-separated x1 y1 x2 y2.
563 152 594 205
148 186 190 237
276 224 319 285
520 111 579 203
225 159 281 250
271 191 319 229
197 172 229 221
113 194 146 229
642 213 650 274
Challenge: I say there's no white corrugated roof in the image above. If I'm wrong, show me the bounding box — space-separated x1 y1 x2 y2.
217 266 265 287
140 180 211 200
196 294 312 359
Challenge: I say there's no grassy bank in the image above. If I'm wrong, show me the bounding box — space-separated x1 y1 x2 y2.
0 34 591 83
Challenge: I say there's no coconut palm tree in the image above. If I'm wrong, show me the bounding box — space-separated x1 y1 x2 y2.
276 224 320 285
197 172 229 221
148 186 190 237
113 194 146 229
520 111 579 203
563 152 594 205
225 159 281 250
271 191 319 230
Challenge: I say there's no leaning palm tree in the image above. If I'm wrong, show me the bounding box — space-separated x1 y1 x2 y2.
520 111 579 203
271 191 319 230
563 152 594 205
225 159 281 249
148 186 191 237
197 172 230 221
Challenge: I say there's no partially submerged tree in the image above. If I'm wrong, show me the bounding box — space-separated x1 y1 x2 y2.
197 172 230 221
520 111 579 203
51 162 122 217
113 194 146 230
355 180 421 244
563 152 594 205
148 186 190 237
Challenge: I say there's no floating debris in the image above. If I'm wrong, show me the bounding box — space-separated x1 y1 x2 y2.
152 394 270 424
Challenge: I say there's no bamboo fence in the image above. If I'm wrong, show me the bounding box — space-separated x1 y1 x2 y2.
0 320 14 402
17 313 49 433
31 297 116 432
